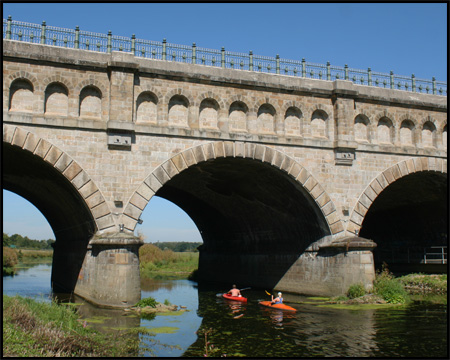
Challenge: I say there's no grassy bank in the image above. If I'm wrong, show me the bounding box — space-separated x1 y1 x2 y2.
2 295 140 357
139 243 198 279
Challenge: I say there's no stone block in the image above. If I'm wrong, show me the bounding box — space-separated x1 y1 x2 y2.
162 159 179 178
213 141 225 158
182 148 197 167
71 170 90 189
153 166 171 185
78 181 99 199
123 203 142 221
22 132 40 153
136 182 154 201
54 153 72 172
63 161 83 181
91 202 111 219
85 191 104 209
145 174 163 193
11 127 28 148
129 192 147 211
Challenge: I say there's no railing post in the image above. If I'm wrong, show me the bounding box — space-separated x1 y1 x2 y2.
74 26 79 49
40 21 46 44
221 47 225 68
131 34 135 55
368 68 372 86
6 15 12 40
390 71 394 89
276 54 280 74
326 61 331 80
192 42 196 64
302 58 306 77
432 77 436 95
249 51 253 71
344 64 348 80
162 38 166 60
107 31 112 53
412 74 416 92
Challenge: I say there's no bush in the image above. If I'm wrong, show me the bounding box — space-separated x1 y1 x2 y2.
373 264 408 304
3 247 19 275
347 283 366 299
134 297 158 308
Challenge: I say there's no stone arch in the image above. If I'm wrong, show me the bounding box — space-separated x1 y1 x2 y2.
6 71 39 91
347 156 447 236
224 94 250 111
44 82 69 116
399 119 416 146
376 116 395 144
196 91 225 109
163 88 195 107
74 79 108 100
168 94 190 128
228 100 249 132
79 85 102 118
136 91 158 124
256 102 277 134
354 114 371 143
199 97 220 129
9 78 35 112
2 123 114 234
284 106 303 137
310 108 329 138
421 120 437 148
124 141 344 235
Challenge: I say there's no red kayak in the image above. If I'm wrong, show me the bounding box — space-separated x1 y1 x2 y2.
222 293 247 302
259 300 296 312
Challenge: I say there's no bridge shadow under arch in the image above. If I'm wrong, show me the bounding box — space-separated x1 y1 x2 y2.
359 170 447 274
3 142 97 293
154 154 331 289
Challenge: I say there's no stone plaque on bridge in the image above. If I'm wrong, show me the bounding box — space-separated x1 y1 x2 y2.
335 148 356 166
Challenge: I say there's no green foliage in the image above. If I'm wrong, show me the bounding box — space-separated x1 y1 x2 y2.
373 264 408 304
139 243 199 279
3 233 55 250
151 241 202 252
134 297 158 308
3 247 19 275
398 273 447 294
163 299 171 306
347 283 366 299
3 246 18 268
3 295 140 357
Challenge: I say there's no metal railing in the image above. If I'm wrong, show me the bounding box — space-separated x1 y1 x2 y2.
423 246 447 264
3 16 447 96
376 246 447 264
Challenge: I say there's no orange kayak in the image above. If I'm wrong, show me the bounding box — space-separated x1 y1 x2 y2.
222 293 247 302
259 300 296 311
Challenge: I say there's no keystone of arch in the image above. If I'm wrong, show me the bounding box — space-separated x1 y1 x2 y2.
2 124 115 234
347 156 448 236
123 141 344 235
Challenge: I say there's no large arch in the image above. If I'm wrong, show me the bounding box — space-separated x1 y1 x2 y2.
124 141 343 287
348 157 447 272
3 124 114 292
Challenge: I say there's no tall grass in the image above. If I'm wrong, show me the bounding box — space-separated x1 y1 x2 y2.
3 295 140 357
139 243 198 279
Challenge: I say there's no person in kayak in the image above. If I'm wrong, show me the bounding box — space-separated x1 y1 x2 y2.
228 284 242 297
271 292 283 304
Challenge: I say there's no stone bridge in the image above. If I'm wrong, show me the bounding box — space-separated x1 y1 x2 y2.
3 38 447 307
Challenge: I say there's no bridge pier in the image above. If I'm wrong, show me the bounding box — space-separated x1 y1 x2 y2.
274 236 377 296
198 236 377 297
74 232 144 308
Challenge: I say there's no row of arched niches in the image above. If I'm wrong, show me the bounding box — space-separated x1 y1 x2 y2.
8 78 448 149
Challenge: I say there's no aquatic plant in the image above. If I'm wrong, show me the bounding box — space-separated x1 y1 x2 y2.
134 297 158 308
373 264 408 304
347 283 366 299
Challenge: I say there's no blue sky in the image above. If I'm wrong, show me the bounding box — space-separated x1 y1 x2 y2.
2 3 447 242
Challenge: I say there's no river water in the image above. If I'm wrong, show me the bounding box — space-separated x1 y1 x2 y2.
3 261 448 357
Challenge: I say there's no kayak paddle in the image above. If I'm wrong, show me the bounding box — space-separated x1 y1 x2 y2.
265 290 272 296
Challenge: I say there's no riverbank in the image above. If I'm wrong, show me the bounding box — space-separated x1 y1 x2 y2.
2 295 140 357
139 243 198 279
